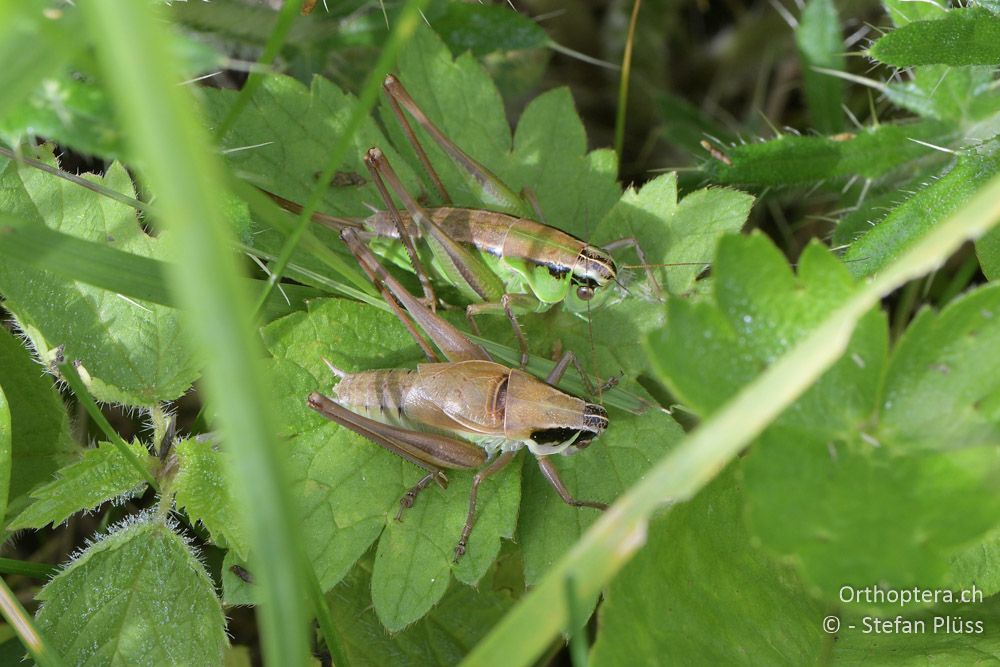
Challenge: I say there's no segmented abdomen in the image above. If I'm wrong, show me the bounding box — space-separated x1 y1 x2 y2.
332 369 418 429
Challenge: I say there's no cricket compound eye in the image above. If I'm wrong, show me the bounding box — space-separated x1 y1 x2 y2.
576 285 595 301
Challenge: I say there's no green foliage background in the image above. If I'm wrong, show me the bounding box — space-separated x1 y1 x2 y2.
1 0 1000 665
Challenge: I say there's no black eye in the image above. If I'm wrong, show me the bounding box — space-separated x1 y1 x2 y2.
576 285 594 301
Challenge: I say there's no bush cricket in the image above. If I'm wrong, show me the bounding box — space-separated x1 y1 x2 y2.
266 75 664 364
308 227 612 561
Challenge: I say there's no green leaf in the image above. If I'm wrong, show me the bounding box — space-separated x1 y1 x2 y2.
870 9 1000 66
591 467 825 665
7 440 154 531
879 285 1000 451
846 145 1000 277
701 121 949 186
0 383 10 525
173 437 250 559
831 597 1000 662
592 173 754 296
326 553 519 665
795 0 845 133
0 326 77 523
0 155 201 405
0 3 83 122
35 516 227 664
432 4 547 57
649 233 1000 599
885 65 998 121
0 75 124 159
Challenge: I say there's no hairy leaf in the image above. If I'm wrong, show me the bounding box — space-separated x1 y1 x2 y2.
846 145 1000 277
701 121 949 186
7 440 154 530
0 155 200 405
173 437 250 559
35 516 227 665
0 326 77 522
870 9 1000 67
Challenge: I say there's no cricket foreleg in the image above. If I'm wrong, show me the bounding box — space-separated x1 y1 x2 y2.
465 293 533 368
454 451 516 562
536 457 608 512
602 237 664 300
546 350 620 396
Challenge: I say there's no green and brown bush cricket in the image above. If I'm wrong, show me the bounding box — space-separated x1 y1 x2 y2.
266 75 664 363
308 227 613 561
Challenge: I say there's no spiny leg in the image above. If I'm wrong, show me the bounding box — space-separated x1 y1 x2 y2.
465 293 533 369
362 148 437 311
396 471 445 521
455 451 516 562
383 80 452 206
603 237 664 300
383 75 529 218
536 456 608 511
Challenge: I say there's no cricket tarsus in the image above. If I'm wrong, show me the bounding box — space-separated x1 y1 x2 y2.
455 451 516 561
397 472 441 521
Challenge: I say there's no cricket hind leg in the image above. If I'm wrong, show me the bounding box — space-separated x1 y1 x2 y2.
454 451 516 562
362 148 438 311
602 236 664 300
536 456 608 512
382 75 529 218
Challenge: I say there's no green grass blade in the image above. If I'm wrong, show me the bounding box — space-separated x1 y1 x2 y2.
0 576 63 667
464 156 1000 667
77 3 310 665
214 0 305 141
795 0 845 133
0 558 57 579
0 213 174 307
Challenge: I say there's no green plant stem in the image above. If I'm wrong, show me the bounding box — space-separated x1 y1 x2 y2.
0 558 57 579
613 0 642 163
251 0 430 315
214 0 305 142
57 361 158 492
0 576 63 667
464 151 1000 667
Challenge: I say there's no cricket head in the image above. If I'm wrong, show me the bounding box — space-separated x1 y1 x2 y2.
564 245 619 312
504 370 609 456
